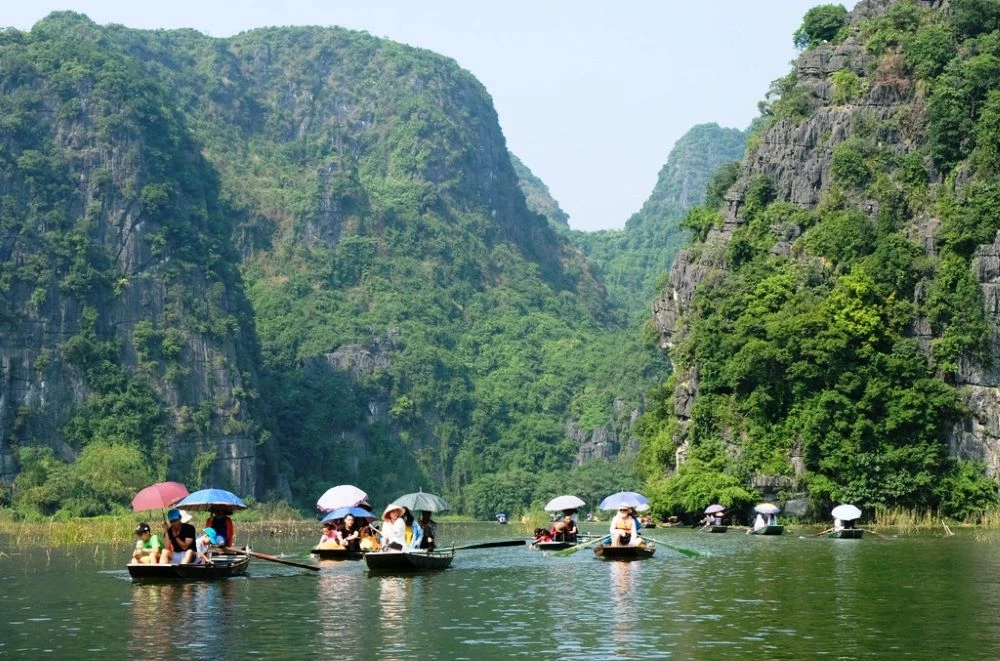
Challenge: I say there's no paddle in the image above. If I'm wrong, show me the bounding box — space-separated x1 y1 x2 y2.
247 550 320 571
637 534 701 558
859 528 892 540
553 535 609 557
452 540 526 551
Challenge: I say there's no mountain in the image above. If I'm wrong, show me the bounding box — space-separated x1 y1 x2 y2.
644 0 1000 518
0 12 650 516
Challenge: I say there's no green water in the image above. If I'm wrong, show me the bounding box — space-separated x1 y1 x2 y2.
1 523 997 659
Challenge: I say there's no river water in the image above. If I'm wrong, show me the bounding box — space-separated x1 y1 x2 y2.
2 522 998 659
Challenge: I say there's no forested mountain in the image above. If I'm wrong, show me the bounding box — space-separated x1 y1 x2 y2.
644 0 1000 519
0 12 654 517
569 125 747 320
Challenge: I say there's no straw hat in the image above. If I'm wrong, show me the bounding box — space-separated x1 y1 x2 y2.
382 504 405 519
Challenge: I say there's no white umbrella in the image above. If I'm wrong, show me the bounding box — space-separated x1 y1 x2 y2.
831 504 862 521
544 495 586 512
754 503 781 515
316 484 368 513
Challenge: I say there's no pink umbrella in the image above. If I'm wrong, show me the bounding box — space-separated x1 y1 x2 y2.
132 481 189 512
316 484 368 513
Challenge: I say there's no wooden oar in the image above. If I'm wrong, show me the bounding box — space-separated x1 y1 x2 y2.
637 534 701 557
803 527 835 538
553 535 609 557
452 540 526 551
248 550 320 571
859 528 891 540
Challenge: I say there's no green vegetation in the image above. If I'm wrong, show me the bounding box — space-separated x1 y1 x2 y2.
794 4 849 50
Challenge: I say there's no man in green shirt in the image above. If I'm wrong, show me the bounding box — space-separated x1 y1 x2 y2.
132 522 163 564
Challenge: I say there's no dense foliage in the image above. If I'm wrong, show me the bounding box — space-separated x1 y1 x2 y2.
639 0 1000 519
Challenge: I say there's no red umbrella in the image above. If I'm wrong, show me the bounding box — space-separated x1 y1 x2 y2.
132 481 189 511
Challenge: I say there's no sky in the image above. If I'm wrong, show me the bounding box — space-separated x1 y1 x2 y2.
4 1 839 231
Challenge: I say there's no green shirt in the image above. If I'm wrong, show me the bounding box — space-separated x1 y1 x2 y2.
135 534 163 551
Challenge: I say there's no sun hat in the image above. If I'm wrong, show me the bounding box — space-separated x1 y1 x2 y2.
203 527 220 545
167 508 182 521
135 522 151 535
179 510 193 524
382 504 405 519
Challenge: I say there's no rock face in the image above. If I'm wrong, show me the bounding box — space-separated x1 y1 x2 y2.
653 0 1000 477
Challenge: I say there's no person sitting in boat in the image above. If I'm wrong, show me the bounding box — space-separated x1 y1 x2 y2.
402 508 424 550
205 508 235 549
834 517 844 531
752 513 767 531
381 504 408 550
318 521 340 547
338 514 363 552
160 508 198 564
550 512 578 543
767 513 777 526
418 511 437 551
532 527 553 545
194 527 220 565
131 522 163 564
610 506 640 547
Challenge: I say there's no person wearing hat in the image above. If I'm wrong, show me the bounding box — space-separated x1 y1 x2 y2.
205 507 235 549
610 505 640 547
194 527 220 565
380 504 407 551
160 508 198 564
131 522 163 564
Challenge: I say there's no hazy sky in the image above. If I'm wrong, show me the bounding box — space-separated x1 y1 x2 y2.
5 2 838 231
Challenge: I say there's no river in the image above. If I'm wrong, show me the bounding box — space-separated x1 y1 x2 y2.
1 522 997 659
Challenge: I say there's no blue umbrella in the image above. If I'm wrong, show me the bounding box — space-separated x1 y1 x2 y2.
174 488 248 512
321 506 377 523
598 491 650 511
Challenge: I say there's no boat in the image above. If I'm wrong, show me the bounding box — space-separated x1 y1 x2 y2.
593 541 656 561
749 525 785 536
310 546 365 560
702 525 728 533
364 549 455 573
127 552 250 581
827 529 863 539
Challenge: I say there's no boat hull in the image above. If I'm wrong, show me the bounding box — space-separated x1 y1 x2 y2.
310 547 365 560
702 525 728 533
127 553 250 581
827 529 863 539
750 525 785 536
364 549 454 573
593 542 656 561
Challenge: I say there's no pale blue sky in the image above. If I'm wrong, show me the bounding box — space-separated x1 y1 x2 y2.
5 2 842 231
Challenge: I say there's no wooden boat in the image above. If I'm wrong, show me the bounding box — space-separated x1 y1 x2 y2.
702 525 728 533
749 525 785 536
127 552 250 581
827 529 863 539
593 541 656 561
310 546 365 560
364 549 454 573
531 533 594 551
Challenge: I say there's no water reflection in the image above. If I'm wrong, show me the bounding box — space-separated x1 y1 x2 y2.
129 581 238 658
375 576 414 655
316 564 368 651
609 561 637 651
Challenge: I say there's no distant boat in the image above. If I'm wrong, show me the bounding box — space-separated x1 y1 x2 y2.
364 549 454 573
127 552 250 581
593 541 656 561
495 512 508 524
749 525 785 536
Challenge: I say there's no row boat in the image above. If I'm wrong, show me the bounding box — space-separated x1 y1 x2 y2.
310 547 365 560
531 533 596 551
827 529 863 539
702 525 728 533
364 549 455 573
127 552 250 581
593 541 656 561
749 525 785 536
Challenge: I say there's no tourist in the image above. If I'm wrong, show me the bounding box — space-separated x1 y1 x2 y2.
131 522 163 564
610 505 639 547
338 514 363 552
381 504 407 550
418 511 437 550
318 521 339 546
194 528 220 565
205 508 235 549
161 508 198 564
402 508 423 549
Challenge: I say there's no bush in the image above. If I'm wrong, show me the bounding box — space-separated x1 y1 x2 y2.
794 5 849 50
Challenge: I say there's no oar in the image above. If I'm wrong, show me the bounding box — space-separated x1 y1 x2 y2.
247 550 320 571
553 535 609 557
452 540 526 551
803 527 835 538
859 528 892 540
637 534 701 557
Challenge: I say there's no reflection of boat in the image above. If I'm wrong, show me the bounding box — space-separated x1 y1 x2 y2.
127 553 250 581
593 541 656 561
310 547 365 560
828 529 863 539
364 549 454 573
702 525 728 533
749 525 785 536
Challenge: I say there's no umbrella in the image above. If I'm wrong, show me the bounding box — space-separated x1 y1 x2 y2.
598 491 650 511
131 481 189 511
754 503 781 515
704 504 726 514
831 504 862 521
544 495 586 512
321 506 378 524
316 484 368 512
174 488 248 512
391 490 451 513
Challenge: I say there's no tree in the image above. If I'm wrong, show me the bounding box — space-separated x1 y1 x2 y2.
793 5 849 50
